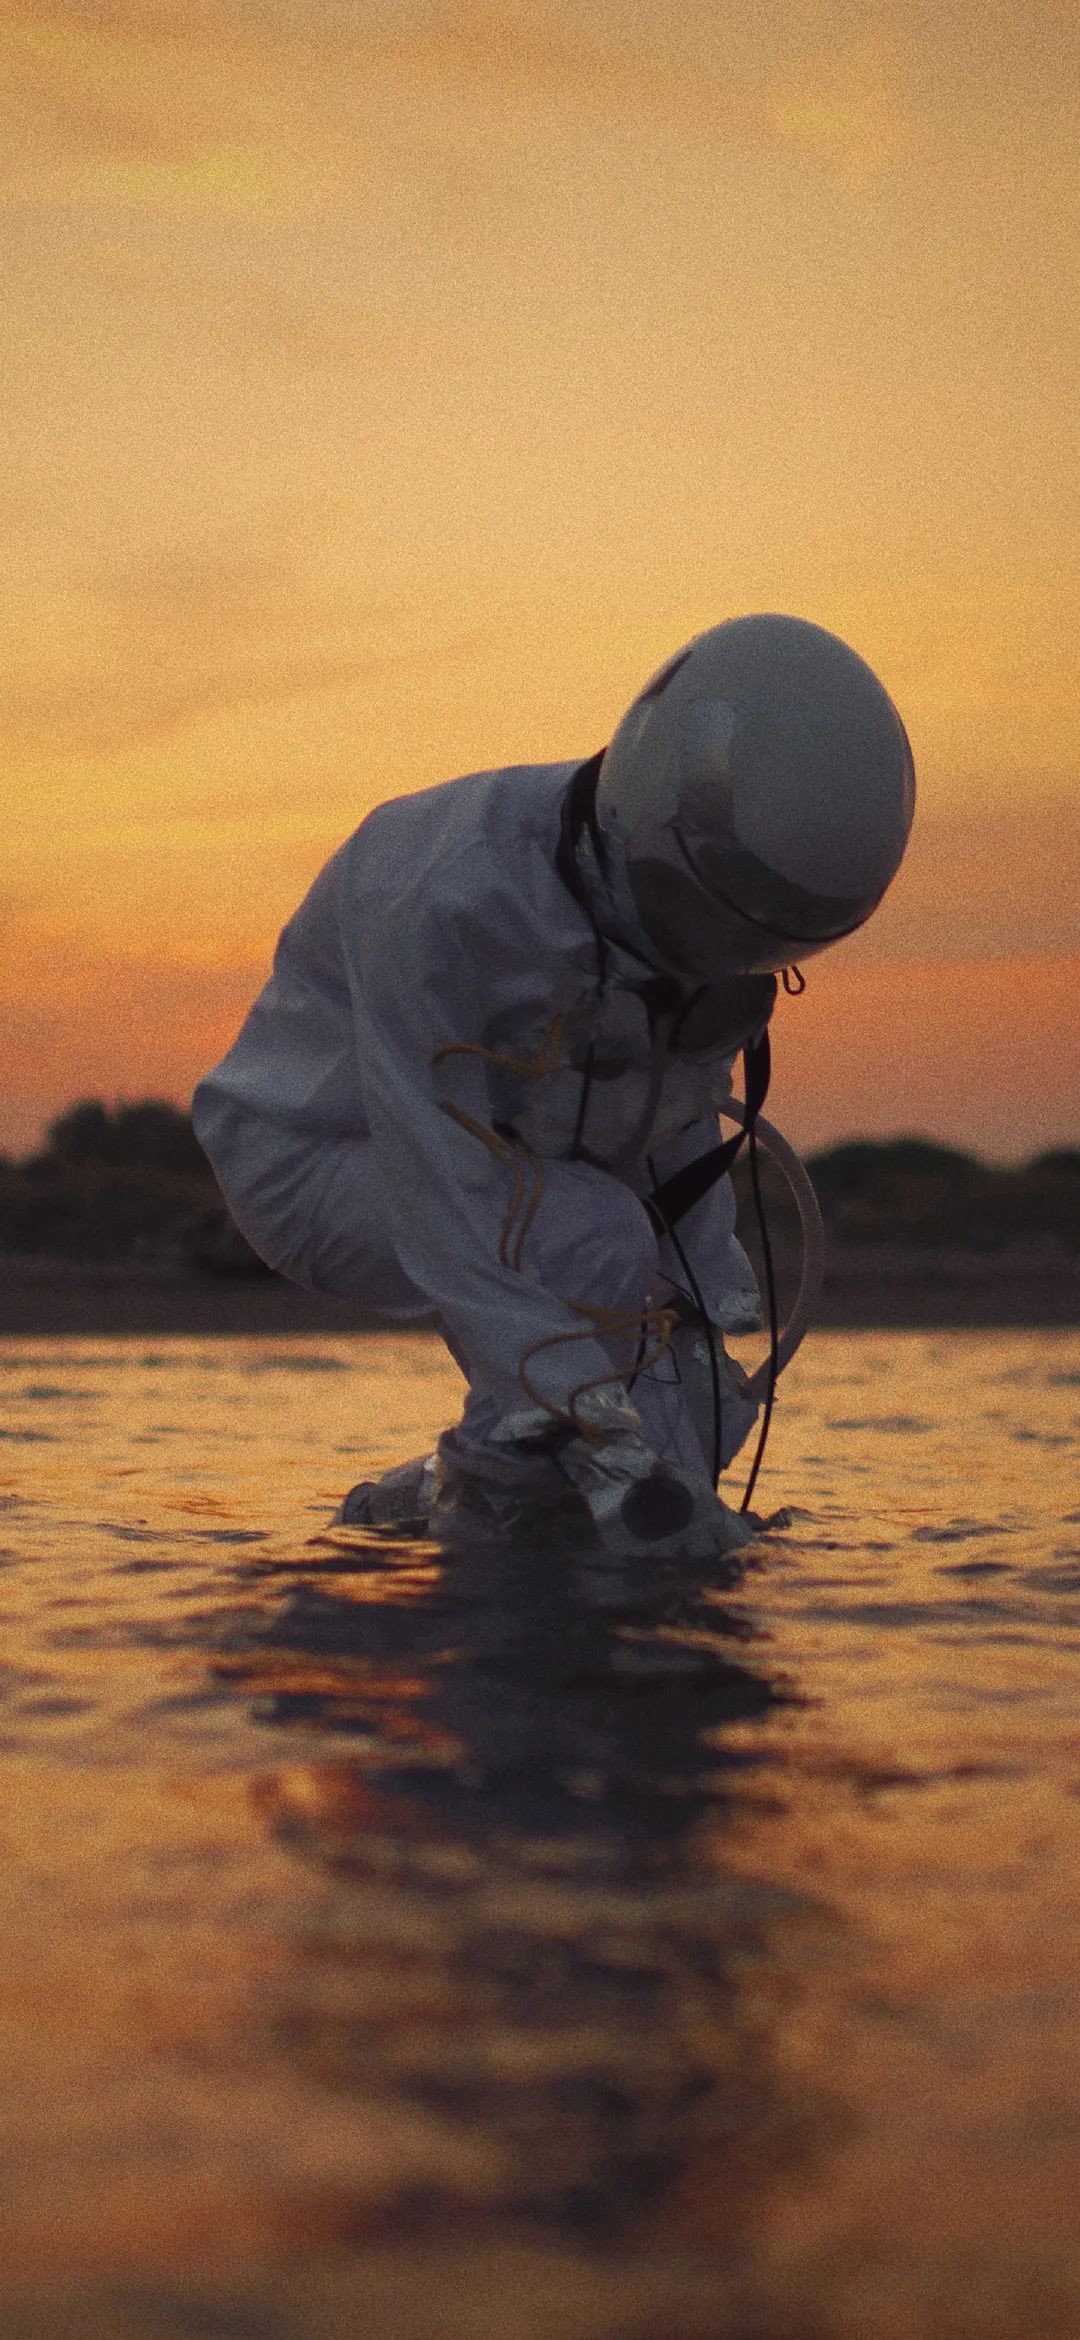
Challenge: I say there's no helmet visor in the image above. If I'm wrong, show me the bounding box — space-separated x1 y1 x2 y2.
629 827 881 977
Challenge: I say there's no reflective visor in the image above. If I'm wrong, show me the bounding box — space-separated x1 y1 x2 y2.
629 835 881 977
671 825 881 944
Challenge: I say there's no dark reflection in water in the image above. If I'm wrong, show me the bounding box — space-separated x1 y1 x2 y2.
5 1334 1077 2335
211 1529 834 2255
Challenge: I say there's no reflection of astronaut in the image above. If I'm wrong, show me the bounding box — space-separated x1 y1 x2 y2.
226 1531 820 2242
195 616 913 1556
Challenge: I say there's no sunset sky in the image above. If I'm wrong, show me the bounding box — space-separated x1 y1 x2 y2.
4 0 1078 1162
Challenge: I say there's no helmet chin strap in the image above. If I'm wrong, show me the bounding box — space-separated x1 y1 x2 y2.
557 753 696 978
643 1025 772 1233
577 804 672 971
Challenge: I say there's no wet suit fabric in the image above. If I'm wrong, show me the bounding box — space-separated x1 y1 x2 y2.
193 762 772 1475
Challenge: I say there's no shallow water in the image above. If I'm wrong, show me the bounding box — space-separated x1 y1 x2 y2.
0 1329 1078 2340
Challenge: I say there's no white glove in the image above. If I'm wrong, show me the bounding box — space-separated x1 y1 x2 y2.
552 1406 756 1560
455 1387 755 1559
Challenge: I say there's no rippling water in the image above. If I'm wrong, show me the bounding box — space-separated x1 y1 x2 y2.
1 1329 1078 2340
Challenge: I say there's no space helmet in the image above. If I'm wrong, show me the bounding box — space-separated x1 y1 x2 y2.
595 615 915 979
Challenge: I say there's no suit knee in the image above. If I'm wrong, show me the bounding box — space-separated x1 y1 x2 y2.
520 1164 660 1314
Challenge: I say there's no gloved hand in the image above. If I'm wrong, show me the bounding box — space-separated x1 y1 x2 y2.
430 1387 754 1560
552 1387 755 1559
663 1300 760 1471
335 1451 437 1532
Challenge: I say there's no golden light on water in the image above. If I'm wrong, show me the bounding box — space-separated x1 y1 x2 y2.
1 1330 1078 2332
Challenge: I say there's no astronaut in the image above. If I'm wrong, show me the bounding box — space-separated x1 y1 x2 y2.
193 615 914 1558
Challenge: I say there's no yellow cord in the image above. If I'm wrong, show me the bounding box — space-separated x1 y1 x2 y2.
434 1014 565 1272
440 1104 545 1272
435 1009 668 1434
432 1014 566 1084
518 1301 678 1438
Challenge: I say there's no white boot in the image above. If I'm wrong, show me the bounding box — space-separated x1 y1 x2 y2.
428 1391 754 1561
335 1452 437 1533
554 1431 755 1561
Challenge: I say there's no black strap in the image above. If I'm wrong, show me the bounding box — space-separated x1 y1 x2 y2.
554 751 607 908
644 1027 771 1233
557 755 773 1205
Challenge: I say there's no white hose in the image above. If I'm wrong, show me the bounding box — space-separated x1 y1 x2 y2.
718 1102 827 1402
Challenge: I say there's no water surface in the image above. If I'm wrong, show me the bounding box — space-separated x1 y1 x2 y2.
0 1329 1078 2339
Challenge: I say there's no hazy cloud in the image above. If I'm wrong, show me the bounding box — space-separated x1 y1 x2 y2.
763 29 906 189
0 520 464 756
2 0 918 204
768 948 1080 1160
0 935 274 1151
836 801 1080 964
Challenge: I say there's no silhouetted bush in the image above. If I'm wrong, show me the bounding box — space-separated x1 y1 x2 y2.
731 1133 1079 1255
0 1163 211 1258
799 1138 1079 1250
0 1098 252 1265
43 1099 209 1178
0 1100 1076 1265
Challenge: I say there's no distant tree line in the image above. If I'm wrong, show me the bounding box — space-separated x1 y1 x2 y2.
0 1100 264 1272
732 1135 1080 1256
0 1100 1077 1270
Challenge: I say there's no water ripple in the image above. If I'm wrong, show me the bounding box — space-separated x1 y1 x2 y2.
0 1327 1077 2337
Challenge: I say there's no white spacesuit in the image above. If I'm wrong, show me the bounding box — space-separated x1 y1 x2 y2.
194 615 914 1557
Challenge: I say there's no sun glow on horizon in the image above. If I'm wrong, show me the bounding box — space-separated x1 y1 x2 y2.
3 0 1077 1157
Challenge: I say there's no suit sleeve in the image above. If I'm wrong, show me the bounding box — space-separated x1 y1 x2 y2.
344 865 642 1426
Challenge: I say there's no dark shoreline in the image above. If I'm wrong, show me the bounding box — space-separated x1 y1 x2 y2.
2 1251 1079 1336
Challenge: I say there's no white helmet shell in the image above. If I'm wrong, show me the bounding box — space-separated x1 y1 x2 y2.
596 615 915 977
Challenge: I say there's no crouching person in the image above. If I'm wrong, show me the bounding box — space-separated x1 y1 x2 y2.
194 615 914 1558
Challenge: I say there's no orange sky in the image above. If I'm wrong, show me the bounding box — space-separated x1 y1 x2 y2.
3 0 1078 1160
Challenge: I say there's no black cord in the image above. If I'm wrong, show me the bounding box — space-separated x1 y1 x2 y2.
626 1316 649 1395
570 1041 596 1158
627 1276 701 1396
740 1116 779 1513
570 895 608 1162
646 1153 723 1490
